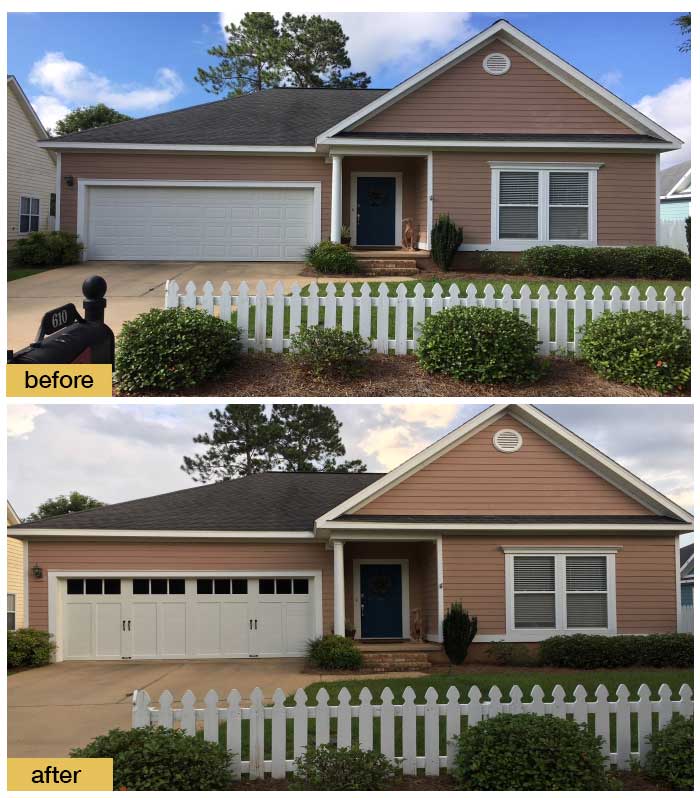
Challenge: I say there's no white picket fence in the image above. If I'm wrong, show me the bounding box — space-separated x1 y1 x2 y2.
165 280 691 357
659 219 689 253
132 682 693 780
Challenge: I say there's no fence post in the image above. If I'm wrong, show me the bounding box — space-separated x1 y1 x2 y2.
315 688 331 747
554 285 568 352
573 285 586 351
681 286 691 329
380 687 395 761
204 689 219 743
358 687 373 752
181 690 196 736
271 282 285 352
337 688 352 748
551 684 566 719
445 685 461 768
529 685 545 716
271 688 287 779
220 281 232 322
226 689 242 781
424 687 440 776
536 285 550 356
249 687 265 780
591 285 604 320
254 281 267 352
466 685 483 727
165 280 179 309
132 689 151 728
678 683 693 717
401 687 417 776
341 283 354 333
615 684 631 769
395 284 408 355
500 283 513 313
158 689 174 728
657 683 672 729
571 684 588 727
359 283 372 342
307 282 320 327
237 282 250 353
324 282 337 329
412 284 425 345
518 284 532 324
183 281 196 309
202 281 214 316
376 283 390 354
663 286 676 316
293 688 309 761
636 684 652 764
289 283 302 338
593 685 610 759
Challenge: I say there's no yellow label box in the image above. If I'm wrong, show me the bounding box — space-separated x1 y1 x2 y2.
6 365 113 397
8 758 113 791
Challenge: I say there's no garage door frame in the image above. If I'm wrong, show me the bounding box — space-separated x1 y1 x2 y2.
49 569 323 662
76 179 323 262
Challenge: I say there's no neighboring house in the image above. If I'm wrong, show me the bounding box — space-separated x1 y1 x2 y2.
680 543 694 606
660 160 691 221
9 404 693 662
7 501 25 631
7 76 57 245
37 20 681 266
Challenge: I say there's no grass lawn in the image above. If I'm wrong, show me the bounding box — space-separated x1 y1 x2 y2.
8 265 55 281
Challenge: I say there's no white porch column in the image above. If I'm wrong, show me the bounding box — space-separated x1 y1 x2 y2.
330 154 343 243
333 540 345 635
426 152 434 250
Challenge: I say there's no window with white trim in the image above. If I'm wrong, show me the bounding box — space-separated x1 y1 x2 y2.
491 164 598 246
19 196 40 233
8 594 16 631
507 551 615 637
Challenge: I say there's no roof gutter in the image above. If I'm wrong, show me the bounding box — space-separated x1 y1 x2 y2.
320 137 680 152
316 521 691 534
38 142 318 154
10 529 316 540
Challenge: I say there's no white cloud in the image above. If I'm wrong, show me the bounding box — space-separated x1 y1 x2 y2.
7 406 46 438
219 11 476 80
381 403 462 429
357 425 429 471
600 69 622 89
28 52 184 128
635 78 691 166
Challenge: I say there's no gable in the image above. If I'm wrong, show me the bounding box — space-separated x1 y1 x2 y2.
352 415 655 517
353 41 636 136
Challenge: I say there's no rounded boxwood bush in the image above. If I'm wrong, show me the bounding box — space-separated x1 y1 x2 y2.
307 635 363 670
306 241 359 274
115 307 240 394
288 326 370 379
10 231 83 267
579 311 690 394
539 633 693 669
453 713 611 790
290 744 401 790
70 726 232 791
644 715 693 790
8 629 55 669
416 305 541 384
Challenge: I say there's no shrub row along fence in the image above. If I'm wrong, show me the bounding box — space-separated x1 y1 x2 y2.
132 683 693 780
165 280 691 357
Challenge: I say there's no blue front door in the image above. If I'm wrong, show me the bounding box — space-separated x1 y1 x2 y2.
360 563 403 638
356 177 396 246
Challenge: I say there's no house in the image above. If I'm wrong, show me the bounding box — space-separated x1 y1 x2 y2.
680 543 694 606
7 501 25 631
7 76 57 245
37 20 681 266
660 160 691 221
9 404 692 662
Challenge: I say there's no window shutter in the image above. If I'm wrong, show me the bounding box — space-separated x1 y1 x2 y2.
549 172 589 240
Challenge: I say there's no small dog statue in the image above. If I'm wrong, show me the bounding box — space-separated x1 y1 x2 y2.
402 217 415 250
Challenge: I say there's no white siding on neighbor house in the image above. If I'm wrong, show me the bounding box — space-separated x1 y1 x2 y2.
7 84 56 243
660 199 691 221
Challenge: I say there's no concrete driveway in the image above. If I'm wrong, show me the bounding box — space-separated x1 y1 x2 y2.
8 658 317 757
7 261 309 352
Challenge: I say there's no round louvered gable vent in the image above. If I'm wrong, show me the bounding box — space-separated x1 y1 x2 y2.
483 52 511 75
493 428 523 453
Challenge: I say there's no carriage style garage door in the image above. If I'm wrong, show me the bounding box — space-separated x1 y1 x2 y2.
83 185 317 261
60 576 314 660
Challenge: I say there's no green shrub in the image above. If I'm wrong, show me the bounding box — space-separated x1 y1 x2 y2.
290 744 401 790
453 713 611 790
288 326 370 379
644 715 693 790
539 633 693 669
442 602 477 665
431 213 463 270
8 629 55 669
485 641 538 667
70 726 232 791
475 251 523 274
115 307 240 394
9 231 83 267
521 245 690 280
306 635 363 670
416 305 541 384
579 311 690 394
306 241 359 274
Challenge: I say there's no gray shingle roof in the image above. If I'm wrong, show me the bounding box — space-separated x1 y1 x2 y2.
45 88 387 146
660 160 691 195
15 472 383 531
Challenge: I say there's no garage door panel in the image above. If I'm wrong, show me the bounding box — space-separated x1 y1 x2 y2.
256 603 284 656
95 603 123 658
286 604 313 656
87 186 315 261
64 604 93 659
221 604 251 657
132 603 158 658
160 603 187 657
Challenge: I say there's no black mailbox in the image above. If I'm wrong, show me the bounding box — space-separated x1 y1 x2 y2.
8 276 114 365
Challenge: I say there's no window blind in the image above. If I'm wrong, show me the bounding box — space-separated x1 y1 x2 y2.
549 172 588 240
514 556 555 591
513 556 556 628
566 556 607 628
499 172 539 239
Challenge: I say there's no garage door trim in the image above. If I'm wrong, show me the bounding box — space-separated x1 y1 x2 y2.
76 179 323 262
49 569 323 662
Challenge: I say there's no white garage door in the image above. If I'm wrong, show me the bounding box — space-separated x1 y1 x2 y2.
61 576 314 660
85 185 316 261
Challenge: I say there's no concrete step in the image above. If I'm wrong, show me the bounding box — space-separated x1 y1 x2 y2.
360 651 433 673
357 259 419 277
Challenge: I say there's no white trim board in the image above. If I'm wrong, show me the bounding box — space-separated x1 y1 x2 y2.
350 171 403 246
352 559 410 639
42 141 317 154
13 529 316 540
325 139 679 152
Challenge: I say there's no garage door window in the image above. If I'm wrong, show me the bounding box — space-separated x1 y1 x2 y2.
67 578 121 595
133 578 185 595
197 578 248 595
260 578 309 595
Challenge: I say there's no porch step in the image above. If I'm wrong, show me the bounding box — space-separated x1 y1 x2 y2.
360 650 433 673
356 259 419 277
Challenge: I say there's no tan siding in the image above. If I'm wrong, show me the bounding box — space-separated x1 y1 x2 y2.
7 86 56 242
59 153 332 240
7 537 25 629
356 415 654 516
28 540 334 634
432 150 657 246
355 41 634 135
442 534 678 634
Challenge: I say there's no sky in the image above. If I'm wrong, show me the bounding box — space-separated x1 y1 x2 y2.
7 403 694 544
7 11 691 165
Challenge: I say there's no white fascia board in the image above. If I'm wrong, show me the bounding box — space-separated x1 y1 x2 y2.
12 529 316 540
316 20 681 146
321 138 679 152
666 168 692 198
680 553 694 578
38 141 317 154
317 521 689 533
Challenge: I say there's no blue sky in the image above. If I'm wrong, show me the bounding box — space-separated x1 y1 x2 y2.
7 12 690 162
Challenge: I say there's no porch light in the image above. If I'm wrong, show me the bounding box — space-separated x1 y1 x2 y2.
64 175 74 187
32 563 43 579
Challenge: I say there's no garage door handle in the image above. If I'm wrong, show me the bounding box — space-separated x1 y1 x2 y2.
249 619 253 630
254 619 258 630
127 620 131 631
122 620 126 631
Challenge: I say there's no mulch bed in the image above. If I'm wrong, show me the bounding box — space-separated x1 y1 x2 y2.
231 775 458 790
137 353 661 398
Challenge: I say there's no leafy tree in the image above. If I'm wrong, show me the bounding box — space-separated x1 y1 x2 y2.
53 104 132 136
181 404 275 483
25 492 105 521
195 12 370 96
674 14 691 52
